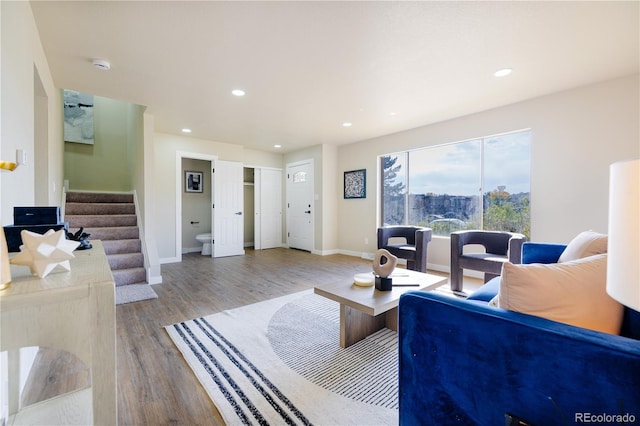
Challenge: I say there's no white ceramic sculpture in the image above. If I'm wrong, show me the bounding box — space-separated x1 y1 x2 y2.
373 248 398 278
10 229 80 278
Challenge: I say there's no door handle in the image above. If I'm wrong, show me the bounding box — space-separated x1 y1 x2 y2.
304 210 311 214
235 211 243 215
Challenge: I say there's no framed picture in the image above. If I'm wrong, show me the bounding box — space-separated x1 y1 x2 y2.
63 89 94 145
185 171 203 193
344 169 366 199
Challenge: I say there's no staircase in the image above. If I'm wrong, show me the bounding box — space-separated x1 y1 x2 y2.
64 192 147 287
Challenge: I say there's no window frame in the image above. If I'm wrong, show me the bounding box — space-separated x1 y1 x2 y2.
379 129 531 238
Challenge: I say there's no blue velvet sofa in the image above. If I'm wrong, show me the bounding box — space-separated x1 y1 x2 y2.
399 242 640 425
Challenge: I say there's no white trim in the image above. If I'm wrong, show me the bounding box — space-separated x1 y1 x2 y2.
312 248 340 256
182 247 203 254
243 164 283 172
160 256 181 264
132 190 163 285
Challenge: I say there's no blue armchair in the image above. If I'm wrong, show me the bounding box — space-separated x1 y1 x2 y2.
399 242 640 425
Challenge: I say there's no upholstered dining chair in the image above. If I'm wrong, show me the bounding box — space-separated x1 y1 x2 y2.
377 226 433 273
450 230 526 293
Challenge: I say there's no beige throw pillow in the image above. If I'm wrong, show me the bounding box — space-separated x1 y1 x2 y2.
558 231 608 262
496 254 623 334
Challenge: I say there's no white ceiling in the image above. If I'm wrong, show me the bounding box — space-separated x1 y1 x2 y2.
30 1 639 153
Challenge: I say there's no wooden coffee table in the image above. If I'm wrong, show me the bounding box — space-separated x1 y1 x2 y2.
314 269 447 348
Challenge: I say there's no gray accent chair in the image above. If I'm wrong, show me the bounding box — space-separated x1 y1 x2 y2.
450 230 526 293
377 226 432 273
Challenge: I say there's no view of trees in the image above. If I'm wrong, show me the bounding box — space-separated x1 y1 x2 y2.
381 152 531 239
483 187 530 238
381 155 405 226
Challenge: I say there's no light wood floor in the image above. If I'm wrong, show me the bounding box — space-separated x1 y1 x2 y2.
21 247 475 425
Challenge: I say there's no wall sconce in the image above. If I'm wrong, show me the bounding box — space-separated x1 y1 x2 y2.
0 149 27 171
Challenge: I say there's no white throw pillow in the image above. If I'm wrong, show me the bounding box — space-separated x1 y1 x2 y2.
558 231 608 262
496 253 623 334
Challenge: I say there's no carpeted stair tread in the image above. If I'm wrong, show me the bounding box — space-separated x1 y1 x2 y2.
65 214 137 228
108 253 144 270
65 202 135 216
102 239 142 255
116 284 158 305
112 267 147 287
65 191 152 292
80 226 139 241
66 192 133 204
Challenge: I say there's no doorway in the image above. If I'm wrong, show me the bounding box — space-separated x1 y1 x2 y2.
175 151 216 261
181 157 212 254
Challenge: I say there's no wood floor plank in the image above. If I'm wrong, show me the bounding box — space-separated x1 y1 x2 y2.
115 248 373 425
18 247 466 425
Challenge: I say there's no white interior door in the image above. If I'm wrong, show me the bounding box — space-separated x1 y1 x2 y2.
259 168 283 249
213 160 244 257
286 160 314 252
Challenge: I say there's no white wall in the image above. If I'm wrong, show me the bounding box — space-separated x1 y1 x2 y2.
0 3 63 419
1 1 63 226
152 132 284 261
337 74 640 271
321 144 339 254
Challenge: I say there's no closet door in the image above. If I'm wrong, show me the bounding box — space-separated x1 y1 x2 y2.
257 168 283 249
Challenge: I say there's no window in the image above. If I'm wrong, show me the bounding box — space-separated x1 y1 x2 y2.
380 130 531 238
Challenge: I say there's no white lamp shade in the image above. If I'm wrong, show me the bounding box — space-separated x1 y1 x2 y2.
606 158 640 311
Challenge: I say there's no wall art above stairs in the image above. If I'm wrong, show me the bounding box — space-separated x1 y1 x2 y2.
64 191 157 304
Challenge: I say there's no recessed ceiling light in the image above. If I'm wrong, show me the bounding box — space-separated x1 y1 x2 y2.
274 144 282 148
389 112 397 116
342 122 353 127
232 89 246 97
494 68 513 77
181 128 192 133
92 58 111 71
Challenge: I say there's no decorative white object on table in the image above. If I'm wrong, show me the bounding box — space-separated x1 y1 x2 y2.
10 229 80 278
353 273 375 287
373 248 397 278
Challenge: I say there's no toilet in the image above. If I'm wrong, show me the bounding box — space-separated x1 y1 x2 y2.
195 233 212 256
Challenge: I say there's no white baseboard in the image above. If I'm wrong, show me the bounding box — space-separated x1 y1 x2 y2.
160 256 181 264
182 247 202 254
148 275 163 285
313 248 340 256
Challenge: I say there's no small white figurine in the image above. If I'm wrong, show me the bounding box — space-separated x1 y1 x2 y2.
10 229 80 278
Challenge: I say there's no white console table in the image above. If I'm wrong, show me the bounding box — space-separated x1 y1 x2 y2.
1 240 117 425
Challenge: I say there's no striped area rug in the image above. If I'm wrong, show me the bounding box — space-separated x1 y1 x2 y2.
165 290 399 425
